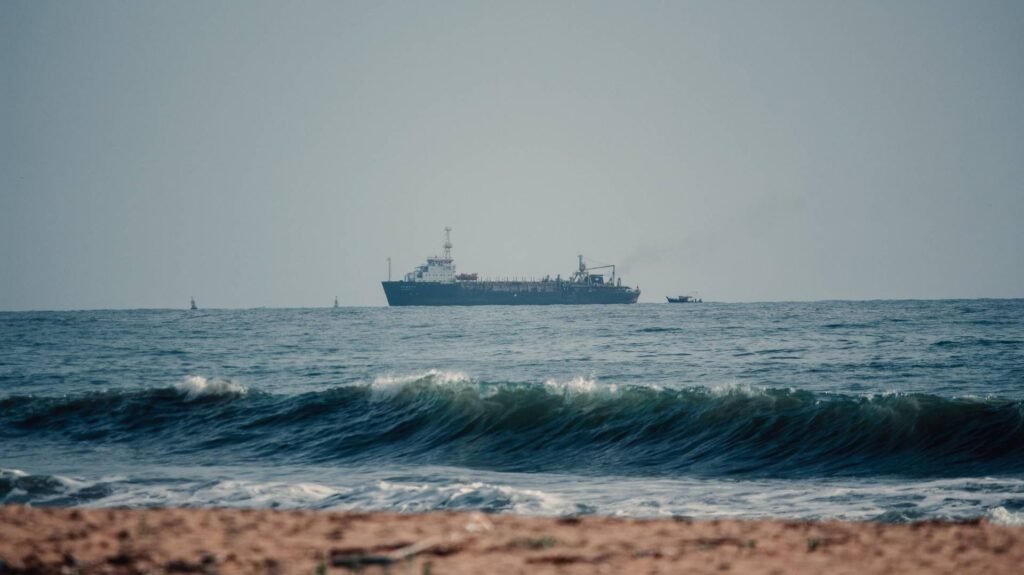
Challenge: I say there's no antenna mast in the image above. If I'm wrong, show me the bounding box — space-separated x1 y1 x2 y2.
443 227 452 260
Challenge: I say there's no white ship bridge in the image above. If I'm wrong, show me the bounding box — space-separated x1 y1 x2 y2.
404 227 456 283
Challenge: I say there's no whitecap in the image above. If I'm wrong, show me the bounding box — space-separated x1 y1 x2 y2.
370 369 470 399
705 381 767 397
175 375 247 399
0 468 29 479
543 375 617 396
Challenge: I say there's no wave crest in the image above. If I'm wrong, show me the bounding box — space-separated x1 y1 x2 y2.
543 375 618 396
3 377 1024 479
370 369 470 399
175 375 247 399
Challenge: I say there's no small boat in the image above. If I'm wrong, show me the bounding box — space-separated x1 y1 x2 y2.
667 295 702 303
190 297 198 310
333 296 339 308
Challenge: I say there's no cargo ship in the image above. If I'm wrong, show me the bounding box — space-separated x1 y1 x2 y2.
382 229 640 306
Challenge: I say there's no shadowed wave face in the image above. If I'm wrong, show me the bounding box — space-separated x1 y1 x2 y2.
3 372 1022 479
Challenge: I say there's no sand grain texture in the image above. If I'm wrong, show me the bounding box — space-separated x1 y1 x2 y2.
0 506 1020 574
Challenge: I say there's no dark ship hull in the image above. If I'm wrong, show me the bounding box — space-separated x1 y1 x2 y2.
382 280 639 306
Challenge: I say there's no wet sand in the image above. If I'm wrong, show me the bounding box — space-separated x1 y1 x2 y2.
0 506 1020 574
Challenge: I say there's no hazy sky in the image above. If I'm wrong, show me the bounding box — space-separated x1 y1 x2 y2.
2 1 1022 309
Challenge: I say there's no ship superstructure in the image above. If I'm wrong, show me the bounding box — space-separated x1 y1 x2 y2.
403 228 457 283
382 229 640 306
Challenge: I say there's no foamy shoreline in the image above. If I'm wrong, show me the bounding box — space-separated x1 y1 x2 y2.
1 506 1020 574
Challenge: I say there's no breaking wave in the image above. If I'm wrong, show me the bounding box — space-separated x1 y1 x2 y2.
2 371 1023 479
175 375 248 399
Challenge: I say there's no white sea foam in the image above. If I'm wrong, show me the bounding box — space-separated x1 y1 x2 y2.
543 375 617 396
863 389 904 401
85 477 346 509
6 464 1024 523
987 506 1024 526
359 480 575 515
705 381 772 398
0 468 29 479
191 480 340 507
0 468 94 505
369 369 470 399
176 375 248 399
70 475 569 515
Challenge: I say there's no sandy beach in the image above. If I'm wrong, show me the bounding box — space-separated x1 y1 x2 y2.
1 506 1020 574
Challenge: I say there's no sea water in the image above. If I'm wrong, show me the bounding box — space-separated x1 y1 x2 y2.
1 300 1022 524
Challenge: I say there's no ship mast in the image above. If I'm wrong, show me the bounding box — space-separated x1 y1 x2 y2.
572 255 617 284
443 227 453 261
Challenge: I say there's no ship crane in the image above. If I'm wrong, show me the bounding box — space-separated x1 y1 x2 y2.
572 255 617 285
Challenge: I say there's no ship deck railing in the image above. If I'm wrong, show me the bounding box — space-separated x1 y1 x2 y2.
456 277 624 288
457 276 558 283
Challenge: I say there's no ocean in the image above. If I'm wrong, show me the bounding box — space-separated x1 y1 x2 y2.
2 300 1023 524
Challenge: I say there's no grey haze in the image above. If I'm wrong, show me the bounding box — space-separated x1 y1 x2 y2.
2 1 1022 309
